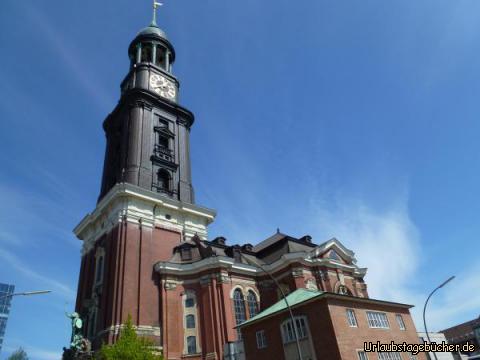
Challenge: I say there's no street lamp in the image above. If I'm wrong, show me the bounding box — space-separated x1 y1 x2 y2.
239 253 303 360
423 276 455 360
0 290 52 302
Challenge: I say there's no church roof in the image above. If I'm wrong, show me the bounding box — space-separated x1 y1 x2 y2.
238 288 413 329
253 232 288 252
137 24 168 40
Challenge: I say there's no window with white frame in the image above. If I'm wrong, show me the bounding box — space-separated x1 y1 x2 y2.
183 291 200 355
377 352 402 360
358 351 368 360
256 330 267 349
187 336 197 354
233 288 246 339
346 309 358 327
395 314 406 330
185 294 195 308
233 289 246 325
281 317 308 344
366 311 389 329
186 314 195 329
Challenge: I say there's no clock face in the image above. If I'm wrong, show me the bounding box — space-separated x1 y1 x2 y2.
150 74 176 100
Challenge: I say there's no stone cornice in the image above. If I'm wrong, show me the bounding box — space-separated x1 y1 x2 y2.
154 251 368 278
74 183 216 255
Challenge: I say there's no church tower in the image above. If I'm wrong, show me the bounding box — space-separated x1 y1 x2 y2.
99 12 194 204
73 7 216 350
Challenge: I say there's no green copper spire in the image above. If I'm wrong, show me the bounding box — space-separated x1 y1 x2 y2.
151 0 163 27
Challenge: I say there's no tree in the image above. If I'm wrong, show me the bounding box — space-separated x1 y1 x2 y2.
98 315 163 360
7 348 28 360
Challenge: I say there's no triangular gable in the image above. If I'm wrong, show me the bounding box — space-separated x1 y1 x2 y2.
313 238 356 264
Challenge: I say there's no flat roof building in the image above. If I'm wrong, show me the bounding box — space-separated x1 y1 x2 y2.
0 283 15 354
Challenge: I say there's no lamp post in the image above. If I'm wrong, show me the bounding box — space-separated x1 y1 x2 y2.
423 276 455 360
239 253 303 360
0 290 52 302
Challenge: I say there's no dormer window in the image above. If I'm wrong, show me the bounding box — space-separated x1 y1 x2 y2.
181 247 192 261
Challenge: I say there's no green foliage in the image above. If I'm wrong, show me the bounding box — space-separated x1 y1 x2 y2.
7 348 29 360
98 315 163 360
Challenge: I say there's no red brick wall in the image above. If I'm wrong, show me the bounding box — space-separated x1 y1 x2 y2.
326 298 427 360
242 296 427 360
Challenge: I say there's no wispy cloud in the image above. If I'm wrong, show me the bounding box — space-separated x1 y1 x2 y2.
307 192 421 301
0 247 74 299
19 2 114 110
304 190 480 331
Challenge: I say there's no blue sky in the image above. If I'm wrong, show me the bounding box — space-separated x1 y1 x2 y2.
1 0 480 358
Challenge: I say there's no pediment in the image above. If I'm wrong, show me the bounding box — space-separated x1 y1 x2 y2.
154 126 175 138
312 238 356 264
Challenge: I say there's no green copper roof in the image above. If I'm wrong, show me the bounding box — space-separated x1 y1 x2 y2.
239 288 323 328
137 24 168 40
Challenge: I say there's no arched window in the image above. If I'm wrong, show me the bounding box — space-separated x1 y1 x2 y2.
186 314 195 329
157 169 170 191
247 290 259 318
233 289 246 325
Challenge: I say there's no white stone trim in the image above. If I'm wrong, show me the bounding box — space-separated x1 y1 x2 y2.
97 324 161 337
155 252 367 278
244 287 260 300
74 183 216 256
230 285 245 299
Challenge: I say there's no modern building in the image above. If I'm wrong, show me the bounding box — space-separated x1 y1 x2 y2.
417 332 455 360
441 316 480 358
238 288 425 360
0 283 15 354
72 6 424 360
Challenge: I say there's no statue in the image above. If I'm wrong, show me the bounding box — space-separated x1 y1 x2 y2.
62 311 92 360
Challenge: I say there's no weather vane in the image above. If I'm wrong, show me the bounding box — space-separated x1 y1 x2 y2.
152 0 163 26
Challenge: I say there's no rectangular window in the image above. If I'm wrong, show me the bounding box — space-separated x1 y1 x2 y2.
187 336 197 354
366 311 389 329
378 353 402 360
282 317 308 344
186 314 195 329
185 297 195 308
346 309 358 327
358 351 368 360
395 314 406 330
256 330 267 349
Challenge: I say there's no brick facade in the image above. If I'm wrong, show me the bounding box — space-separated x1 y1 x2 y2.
240 293 427 360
